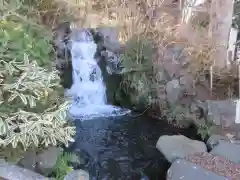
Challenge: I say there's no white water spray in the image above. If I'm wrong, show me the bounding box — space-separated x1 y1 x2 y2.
66 29 130 120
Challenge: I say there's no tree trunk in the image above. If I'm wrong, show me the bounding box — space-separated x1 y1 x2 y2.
208 0 234 70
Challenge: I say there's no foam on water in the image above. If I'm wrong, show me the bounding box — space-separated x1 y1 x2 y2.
66 29 130 120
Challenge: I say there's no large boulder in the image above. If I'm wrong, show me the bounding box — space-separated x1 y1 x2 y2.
0 164 49 180
206 99 237 127
18 150 37 171
35 147 63 176
210 141 240 164
206 134 231 150
167 159 229 180
156 135 207 163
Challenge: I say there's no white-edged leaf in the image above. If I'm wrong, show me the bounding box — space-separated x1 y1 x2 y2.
27 95 36 108
19 93 28 105
8 93 18 102
0 118 7 136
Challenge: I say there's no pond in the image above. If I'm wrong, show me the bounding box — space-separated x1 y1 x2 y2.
67 114 200 180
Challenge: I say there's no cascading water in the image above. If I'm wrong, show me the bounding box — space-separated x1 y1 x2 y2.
65 29 130 120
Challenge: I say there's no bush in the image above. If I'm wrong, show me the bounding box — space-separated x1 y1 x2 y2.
0 21 52 67
119 35 156 109
0 0 75 161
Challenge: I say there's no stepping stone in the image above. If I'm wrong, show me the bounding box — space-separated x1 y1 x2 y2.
156 135 207 163
210 141 240 164
185 152 240 180
167 159 227 180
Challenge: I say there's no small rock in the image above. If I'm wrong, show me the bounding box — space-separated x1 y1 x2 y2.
206 134 231 150
179 73 194 87
0 164 49 180
210 141 240 164
69 154 82 164
36 147 63 176
167 159 226 180
166 79 181 105
156 135 207 163
64 169 89 180
195 100 208 114
189 102 199 113
207 100 237 127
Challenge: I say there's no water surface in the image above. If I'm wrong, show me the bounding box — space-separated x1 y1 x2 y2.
68 114 200 180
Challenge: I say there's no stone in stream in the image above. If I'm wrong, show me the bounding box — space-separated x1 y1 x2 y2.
166 159 229 180
156 135 207 163
64 169 89 180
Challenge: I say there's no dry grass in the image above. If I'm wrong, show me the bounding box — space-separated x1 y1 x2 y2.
45 0 238 101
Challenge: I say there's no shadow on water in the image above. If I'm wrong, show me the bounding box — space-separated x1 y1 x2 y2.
66 114 201 180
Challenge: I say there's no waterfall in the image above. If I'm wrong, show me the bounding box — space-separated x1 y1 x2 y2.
65 29 130 120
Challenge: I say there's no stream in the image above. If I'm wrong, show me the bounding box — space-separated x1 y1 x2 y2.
59 28 201 179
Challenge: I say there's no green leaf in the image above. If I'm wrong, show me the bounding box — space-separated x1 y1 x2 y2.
19 93 28 105
0 118 7 136
8 93 18 102
27 95 36 108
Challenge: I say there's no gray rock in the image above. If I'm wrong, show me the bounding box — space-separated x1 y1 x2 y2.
167 159 227 180
102 50 121 74
195 100 208 114
0 159 9 166
156 135 207 163
179 73 194 87
18 150 37 171
166 79 181 105
36 147 63 175
64 169 89 180
0 164 49 180
195 84 211 101
207 134 231 150
190 102 199 113
210 141 240 163
97 27 118 40
96 27 123 53
207 100 237 127
69 154 83 164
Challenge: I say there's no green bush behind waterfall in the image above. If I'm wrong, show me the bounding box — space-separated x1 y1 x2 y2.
118 35 157 110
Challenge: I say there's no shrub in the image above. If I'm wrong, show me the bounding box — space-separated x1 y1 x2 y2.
0 21 52 67
0 0 75 161
51 152 75 180
119 35 156 109
197 120 216 140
